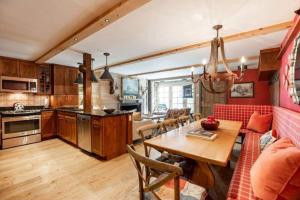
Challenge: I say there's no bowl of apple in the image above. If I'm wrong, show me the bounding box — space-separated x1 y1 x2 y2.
201 116 220 131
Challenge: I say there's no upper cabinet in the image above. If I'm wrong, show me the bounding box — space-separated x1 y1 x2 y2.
0 57 37 79
19 61 38 78
52 65 78 95
38 64 52 95
258 47 281 81
0 57 21 77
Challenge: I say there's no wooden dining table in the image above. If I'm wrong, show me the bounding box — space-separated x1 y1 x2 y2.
144 119 242 189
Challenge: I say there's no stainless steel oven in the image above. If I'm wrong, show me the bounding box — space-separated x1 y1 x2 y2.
2 115 41 149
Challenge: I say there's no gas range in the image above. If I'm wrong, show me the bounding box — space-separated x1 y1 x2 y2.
0 105 42 149
0 109 41 117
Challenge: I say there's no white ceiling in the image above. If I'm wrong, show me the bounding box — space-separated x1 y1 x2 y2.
0 0 120 60
0 0 299 79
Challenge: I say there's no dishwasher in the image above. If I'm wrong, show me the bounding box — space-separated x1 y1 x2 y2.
77 114 92 152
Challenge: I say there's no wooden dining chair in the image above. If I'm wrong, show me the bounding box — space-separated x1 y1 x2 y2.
137 123 162 157
178 115 191 127
161 119 179 133
193 113 202 121
127 145 207 200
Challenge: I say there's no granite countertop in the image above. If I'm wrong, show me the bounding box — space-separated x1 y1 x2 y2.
0 106 132 117
54 108 132 117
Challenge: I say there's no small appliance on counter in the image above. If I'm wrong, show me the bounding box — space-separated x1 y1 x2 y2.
1 103 41 149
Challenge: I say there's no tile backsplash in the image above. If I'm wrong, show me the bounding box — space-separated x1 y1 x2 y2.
0 93 49 107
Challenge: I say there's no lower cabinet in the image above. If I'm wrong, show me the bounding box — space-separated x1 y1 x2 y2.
41 111 56 139
91 115 130 159
57 112 77 145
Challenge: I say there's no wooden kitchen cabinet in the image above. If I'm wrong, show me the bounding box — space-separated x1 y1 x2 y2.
65 115 77 144
0 57 19 77
53 65 78 95
57 113 65 138
18 61 38 78
57 111 77 145
91 114 131 159
91 119 103 156
41 111 56 139
38 65 52 95
258 47 281 81
0 57 37 78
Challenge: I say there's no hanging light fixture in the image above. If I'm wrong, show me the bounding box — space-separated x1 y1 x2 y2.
74 59 98 84
100 52 114 81
191 25 247 93
91 58 98 83
74 63 84 84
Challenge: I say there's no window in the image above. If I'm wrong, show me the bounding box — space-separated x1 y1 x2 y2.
172 86 183 109
158 86 169 109
152 80 194 113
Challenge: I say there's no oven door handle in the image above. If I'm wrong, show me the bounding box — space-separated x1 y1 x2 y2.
2 115 41 122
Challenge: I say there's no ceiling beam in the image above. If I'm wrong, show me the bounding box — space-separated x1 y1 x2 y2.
35 0 151 64
129 55 259 76
278 16 300 58
105 21 292 68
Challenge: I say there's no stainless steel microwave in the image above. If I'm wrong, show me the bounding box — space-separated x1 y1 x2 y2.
0 76 38 93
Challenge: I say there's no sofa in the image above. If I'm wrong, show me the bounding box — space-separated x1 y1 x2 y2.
164 108 191 119
132 112 155 141
212 104 300 200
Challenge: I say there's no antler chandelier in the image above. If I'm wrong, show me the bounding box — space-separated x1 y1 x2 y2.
191 25 246 93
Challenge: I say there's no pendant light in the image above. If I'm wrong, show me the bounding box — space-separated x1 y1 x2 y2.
74 63 84 84
91 58 98 83
74 60 98 84
100 52 114 81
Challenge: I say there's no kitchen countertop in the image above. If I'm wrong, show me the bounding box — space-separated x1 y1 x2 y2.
54 108 133 117
0 106 132 118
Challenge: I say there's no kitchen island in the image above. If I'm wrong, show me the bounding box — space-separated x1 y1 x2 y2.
42 108 132 160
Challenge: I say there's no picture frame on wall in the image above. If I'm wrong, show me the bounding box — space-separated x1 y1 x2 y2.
230 82 254 98
122 77 139 97
183 85 193 98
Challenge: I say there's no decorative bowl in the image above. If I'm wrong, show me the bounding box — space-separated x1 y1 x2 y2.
103 109 115 114
201 120 220 131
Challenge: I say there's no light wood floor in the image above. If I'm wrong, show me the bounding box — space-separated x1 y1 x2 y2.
0 139 142 200
0 139 239 200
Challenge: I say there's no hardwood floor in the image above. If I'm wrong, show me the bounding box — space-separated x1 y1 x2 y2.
0 139 140 200
0 138 240 200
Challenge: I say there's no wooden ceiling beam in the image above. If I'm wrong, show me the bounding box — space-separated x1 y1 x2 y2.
35 0 151 64
129 55 259 76
107 21 293 68
278 15 300 58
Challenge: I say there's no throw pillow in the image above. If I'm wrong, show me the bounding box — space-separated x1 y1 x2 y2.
260 130 277 151
246 111 272 133
250 137 300 200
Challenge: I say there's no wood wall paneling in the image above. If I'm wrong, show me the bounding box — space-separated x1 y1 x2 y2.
83 53 92 112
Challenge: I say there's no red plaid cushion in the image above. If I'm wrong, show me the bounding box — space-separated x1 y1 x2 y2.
213 104 273 129
272 106 300 148
227 131 261 200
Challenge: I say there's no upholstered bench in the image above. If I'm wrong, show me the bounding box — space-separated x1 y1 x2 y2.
212 104 300 200
227 131 261 200
213 104 273 142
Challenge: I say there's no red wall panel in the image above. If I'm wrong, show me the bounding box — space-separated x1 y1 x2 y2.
279 16 300 112
227 69 271 105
